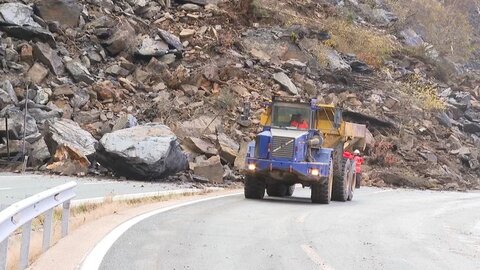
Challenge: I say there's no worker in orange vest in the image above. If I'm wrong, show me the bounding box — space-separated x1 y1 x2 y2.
290 114 309 129
353 149 364 188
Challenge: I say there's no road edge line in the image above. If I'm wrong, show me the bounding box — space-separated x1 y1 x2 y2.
79 192 242 270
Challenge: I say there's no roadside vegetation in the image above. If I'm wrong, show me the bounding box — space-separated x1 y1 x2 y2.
385 0 476 62
400 74 446 111
324 18 395 67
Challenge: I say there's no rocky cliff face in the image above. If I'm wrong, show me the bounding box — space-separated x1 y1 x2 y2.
0 0 479 189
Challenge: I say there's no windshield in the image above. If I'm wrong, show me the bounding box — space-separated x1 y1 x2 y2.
272 103 311 130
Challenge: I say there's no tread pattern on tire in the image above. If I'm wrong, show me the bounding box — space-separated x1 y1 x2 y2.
311 159 333 204
332 157 350 202
311 183 330 204
244 175 265 199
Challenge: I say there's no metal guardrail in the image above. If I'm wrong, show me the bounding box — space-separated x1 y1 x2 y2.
0 182 77 270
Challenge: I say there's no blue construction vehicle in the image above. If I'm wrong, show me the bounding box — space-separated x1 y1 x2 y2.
244 96 367 204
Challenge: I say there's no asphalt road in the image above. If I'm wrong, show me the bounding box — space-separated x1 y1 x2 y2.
99 187 480 270
0 173 194 206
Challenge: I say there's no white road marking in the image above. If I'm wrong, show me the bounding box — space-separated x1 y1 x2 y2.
79 192 242 270
301 244 335 270
0 188 12 191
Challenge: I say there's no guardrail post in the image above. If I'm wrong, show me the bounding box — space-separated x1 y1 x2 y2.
61 201 71 237
0 239 7 270
19 221 32 270
42 209 54 252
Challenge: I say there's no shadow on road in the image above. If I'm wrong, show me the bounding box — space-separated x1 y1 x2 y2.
245 195 360 206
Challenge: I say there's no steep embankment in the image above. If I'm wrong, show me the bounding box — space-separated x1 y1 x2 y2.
0 0 479 189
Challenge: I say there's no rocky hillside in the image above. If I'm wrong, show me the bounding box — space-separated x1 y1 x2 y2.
0 0 479 190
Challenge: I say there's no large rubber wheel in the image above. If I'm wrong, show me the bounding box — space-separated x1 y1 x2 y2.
285 184 295 197
332 158 351 202
311 161 333 204
332 144 345 181
244 175 265 199
266 183 287 197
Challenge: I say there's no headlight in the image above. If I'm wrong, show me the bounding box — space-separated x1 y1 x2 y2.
310 168 319 176
248 163 256 171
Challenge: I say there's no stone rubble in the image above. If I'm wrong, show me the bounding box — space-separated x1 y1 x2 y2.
0 0 477 189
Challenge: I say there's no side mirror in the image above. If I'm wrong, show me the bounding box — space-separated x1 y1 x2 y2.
334 108 342 128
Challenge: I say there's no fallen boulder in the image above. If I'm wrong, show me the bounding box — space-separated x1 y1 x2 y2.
0 3 41 28
46 144 90 176
234 141 249 170
44 118 97 158
273 72 299 95
217 133 239 164
65 60 95 84
376 172 436 189
33 0 82 28
33 42 64 76
0 140 30 158
184 137 218 156
136 36 170 57
463 122 480 134
28 107 62 127
326 50 351 72
175 115 221 138
27 63 49 84
0 89 13 108
1 26 56 48
99 19 136 56
193 155 224 183
33 87 51 105
0 108 38 139
30 138 51 165
372 8 397 25
180 0 222 6
71 88 90 108
399 29 424 47
112 114 138 132
1 80 18 105
96 124 188 179
158 29 183 51
181 3 202 11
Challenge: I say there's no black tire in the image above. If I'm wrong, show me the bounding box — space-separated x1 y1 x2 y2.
285 184 295 197
244 175 265 199
332 144 344 180
266 183 287 197
332 158 351 202
311 161 333 204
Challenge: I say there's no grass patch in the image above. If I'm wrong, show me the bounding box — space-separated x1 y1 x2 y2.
399 73 445 111
324 18 395 67
385 0 475 62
